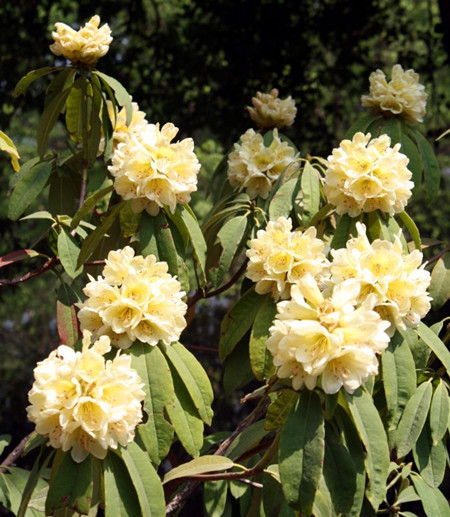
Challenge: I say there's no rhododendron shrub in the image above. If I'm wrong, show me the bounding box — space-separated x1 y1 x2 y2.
0 16 448 517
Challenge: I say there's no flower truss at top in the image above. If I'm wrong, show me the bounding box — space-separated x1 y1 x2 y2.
50 15 112 67
77 247 187 349
323 132 413 217
227 128 300 199
27 330 145 463
247 89 297 129
361 64 427 123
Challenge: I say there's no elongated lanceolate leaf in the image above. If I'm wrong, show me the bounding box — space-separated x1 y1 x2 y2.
330 213 358 250
413 421 446 488
268 177 300 221
129 343 174 465
8 161 53 221
415 322 450 373
411 473 449 517
209 214 248 288
300 162 321 225
164 342 213 425
163 455 235 484
37 87 72 157
204 480 228 517
219 286 264 361
57 228 82 279
45 453 93 515
265 390 298 431
429 380 449 446
13 67 57 97
395 380 433 458
249 294 277 381
409 128 441 200
429 254 450 310
119 443 165 517
56 283 79 347
279 390 325 515
397 211 421 250
0 249 39 268
343 114 381 139
70 185 114 230
104 451 140 517
94 71 133 125
344 389 390 510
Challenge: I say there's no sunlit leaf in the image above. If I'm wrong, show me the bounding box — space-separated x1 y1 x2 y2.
412 420 446 488
163 455 235 484
429 380 449 446
429 254 450 310
57 228 82 279
415 322 450 373
249 294 277 380
411 473 449 517
104 451 140 517
265 390 298 431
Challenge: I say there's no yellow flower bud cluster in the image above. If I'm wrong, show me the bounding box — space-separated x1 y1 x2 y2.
361 64 427 123
246 216 329 300
77 247 187 349
50 15 112 67
227 129 300 199
27 331 145 463
247 89 297 129
330 223 431 336
108 122 200 215
323 132 413 217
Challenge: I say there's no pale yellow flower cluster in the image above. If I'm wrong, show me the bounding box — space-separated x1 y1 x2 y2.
77 247 187 349
246 216 328 300
227 129 300 199
247 89 297 129
50 15 112 66
107 99 148 149
108 122 200 215
361 64 427 123
330 223 431 335
323 132 413 217
267 276 390 394
27 331 145 463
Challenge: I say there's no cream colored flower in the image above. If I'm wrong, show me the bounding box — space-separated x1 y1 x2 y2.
323 132 413 216
267 275 390 394
228 129 299 199
27 331 145 463
50 15 112 66
246 216 329 300
361 64 427 123
247 89 297 129
108 122 200 215
330 223 432 335
77 247 187 349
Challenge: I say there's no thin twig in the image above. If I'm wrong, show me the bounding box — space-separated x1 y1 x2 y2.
0 433 33 473
184 344 219 354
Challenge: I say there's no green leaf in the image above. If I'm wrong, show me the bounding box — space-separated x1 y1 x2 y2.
8 161 53 221
129 343 174 465
399 129 422 189
65 78 83 143
152 212 179 276
17 446 54 517
223 337 254 394
415 322 450 373
56 283 79 347
166 205 207 286
204 480 228 517
429 254 450 310
300 162 321 226
265 390 298 431
164 342 214 425
139 212 159 258
45 453 93 515
57 229 82 279
330 213 358 250
119 443 165 517
94 71 133 125
429 380 449 446
313 476 334 517
249 294 277 380
268 177 301 221
219 286 264 361
87 75 103 167
163 455 235 484
0 129 20 171
410 473 449 517
344 388 390 509
279 390 325 514
395 380 433 458
409 128 441 200
165 369 204 457
104 451 140 517
48 171 79 218
226 420 268 461
397 211 421 250
209 214 248 288
1 467 47 517
413 421 446 488
13 67 57 97
70 185 113 230
336 407 365 517
381 332 417 443
37 87 72 157
343 113 381 139
76 201 125 267
323 429 357 516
